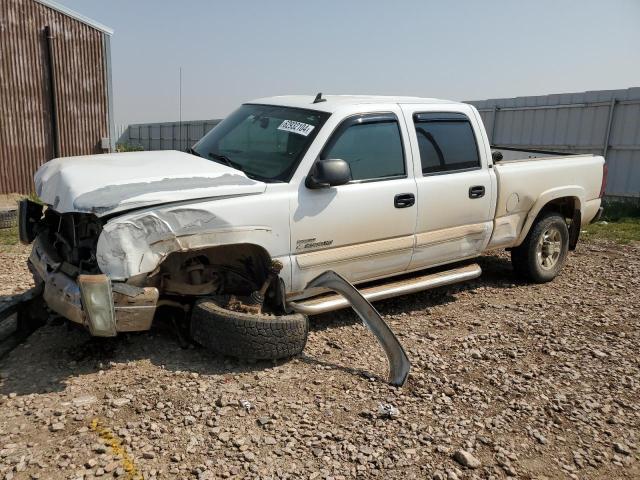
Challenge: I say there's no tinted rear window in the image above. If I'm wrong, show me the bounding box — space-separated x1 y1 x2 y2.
413 113 480 174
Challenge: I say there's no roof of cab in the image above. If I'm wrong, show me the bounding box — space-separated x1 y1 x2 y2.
249 95 461 113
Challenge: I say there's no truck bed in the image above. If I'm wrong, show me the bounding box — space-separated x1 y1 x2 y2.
488 152 605 249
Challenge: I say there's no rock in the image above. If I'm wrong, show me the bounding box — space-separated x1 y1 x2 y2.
72 395 98 407
257 416 271 426
49 422 64 432
532 430 547 444
92 444 107 454
215 395 232 407
143 451 155 459
613 443 631 455
446 469 460 480
359 445 374 456
243 451 255 462
453 449 481 469
377 403 399 419
184 415 196 426
111 398 130 408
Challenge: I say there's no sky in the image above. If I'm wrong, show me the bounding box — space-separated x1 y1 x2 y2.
57 0 640 128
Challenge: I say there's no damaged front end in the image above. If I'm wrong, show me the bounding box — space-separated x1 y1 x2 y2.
20 198 284 337
22 200 159 336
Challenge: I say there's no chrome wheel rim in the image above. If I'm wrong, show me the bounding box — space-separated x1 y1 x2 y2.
536 227 562 270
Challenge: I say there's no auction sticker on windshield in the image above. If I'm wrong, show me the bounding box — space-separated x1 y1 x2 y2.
278 120 315 136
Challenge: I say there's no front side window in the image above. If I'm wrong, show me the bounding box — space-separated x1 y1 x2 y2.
413 112 480 174
191 104 329 182
321 114 405 181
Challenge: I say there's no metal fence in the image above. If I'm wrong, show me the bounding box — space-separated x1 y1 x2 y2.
467 87 640 198
119 88 640 198
118 119 222 152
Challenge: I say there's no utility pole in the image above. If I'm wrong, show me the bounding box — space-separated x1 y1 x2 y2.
179 67 182 151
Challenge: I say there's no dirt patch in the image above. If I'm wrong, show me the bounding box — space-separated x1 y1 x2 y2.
0 240 638 479
0 194 22 210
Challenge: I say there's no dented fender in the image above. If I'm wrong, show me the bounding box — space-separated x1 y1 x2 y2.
95 190 293 285
97 210 273 279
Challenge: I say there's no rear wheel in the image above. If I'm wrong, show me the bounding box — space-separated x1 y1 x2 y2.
190 297 308 360
511 212 569 283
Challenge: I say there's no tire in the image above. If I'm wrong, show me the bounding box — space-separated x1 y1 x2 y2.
511 211 569 283
190 297 309 360
0 209 17 229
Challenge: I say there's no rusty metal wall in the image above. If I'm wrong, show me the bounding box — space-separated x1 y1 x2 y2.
468 88 640 198
0 0 111 194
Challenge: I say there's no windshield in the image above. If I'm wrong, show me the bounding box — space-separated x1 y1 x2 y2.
191 104 330 182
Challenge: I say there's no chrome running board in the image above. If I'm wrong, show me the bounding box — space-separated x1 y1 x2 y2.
288 263 481 315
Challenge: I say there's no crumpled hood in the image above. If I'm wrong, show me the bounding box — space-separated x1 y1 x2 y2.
35 150 266 216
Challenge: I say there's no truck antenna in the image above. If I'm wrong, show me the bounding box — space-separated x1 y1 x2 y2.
313 92 326 104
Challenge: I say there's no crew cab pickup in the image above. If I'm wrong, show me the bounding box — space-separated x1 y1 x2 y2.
19 95 606 360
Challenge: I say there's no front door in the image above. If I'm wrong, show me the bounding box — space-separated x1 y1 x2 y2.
290 111 417 294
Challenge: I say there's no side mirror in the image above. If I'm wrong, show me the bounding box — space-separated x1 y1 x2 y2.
305 159 352 189
491 150 504 162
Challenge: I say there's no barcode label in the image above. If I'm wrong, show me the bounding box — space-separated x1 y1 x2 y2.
277 120 315 136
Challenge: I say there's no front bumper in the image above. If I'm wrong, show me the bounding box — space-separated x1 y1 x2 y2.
29 237 159 336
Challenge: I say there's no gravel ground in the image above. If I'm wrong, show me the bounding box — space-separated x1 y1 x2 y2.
0 240 638 480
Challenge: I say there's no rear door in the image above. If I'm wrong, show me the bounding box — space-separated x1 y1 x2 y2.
400 105 494 269
290 108 417 293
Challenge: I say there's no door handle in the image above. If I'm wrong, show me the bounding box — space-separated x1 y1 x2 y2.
394 193 415 208
468 186 485 199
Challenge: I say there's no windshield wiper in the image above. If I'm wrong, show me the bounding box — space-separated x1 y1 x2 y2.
187 147 202 157
208 152 243 171
207 152 279 183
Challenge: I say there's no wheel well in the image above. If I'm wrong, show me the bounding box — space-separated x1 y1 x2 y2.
538 196 578 220
149 243 282 305
534 196 581 250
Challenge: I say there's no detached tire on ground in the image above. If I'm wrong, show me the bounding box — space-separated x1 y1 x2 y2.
511 211 569 283
190 298 309 360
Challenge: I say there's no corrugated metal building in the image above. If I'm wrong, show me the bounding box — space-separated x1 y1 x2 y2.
0 0 114 194
467 88 640 198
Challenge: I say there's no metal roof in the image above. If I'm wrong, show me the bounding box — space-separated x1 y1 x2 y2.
34 0 113 35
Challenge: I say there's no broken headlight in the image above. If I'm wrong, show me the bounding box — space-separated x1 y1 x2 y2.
79 274 116 337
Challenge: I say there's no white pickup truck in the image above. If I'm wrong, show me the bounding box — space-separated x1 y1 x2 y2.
19 94 606 360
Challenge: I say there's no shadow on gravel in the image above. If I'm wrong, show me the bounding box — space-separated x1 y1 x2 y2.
0 317 285 397
298 353 385 383
0 255 517 397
